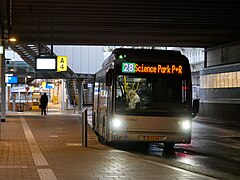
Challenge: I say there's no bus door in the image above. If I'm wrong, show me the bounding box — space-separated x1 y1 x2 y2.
104 85 113 140
97 81 108 136
94 81 101 131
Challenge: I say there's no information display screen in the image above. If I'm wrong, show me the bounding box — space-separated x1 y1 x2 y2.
35 56 57 71
122 62 183 75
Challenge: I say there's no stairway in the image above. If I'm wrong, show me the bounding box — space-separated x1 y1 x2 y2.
66 79 78 105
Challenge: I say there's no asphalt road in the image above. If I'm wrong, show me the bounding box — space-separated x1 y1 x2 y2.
111 119 240 180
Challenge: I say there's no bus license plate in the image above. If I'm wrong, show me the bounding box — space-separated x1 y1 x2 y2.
143 136 163 141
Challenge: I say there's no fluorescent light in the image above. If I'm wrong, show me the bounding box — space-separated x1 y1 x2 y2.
9 38 17 42
0 46 3 54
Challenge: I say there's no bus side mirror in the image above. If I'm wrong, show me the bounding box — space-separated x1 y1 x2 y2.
106 69 113 86
192 99 199 118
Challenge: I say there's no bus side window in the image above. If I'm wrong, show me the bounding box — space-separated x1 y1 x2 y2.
116 86 127 109
106 69 113 86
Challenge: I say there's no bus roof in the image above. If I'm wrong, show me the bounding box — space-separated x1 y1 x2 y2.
102 48 189 68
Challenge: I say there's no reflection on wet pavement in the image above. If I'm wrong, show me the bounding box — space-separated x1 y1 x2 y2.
148 143 203 166
112 141 240 179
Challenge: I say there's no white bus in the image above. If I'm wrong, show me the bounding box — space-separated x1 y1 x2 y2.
93 48 199 147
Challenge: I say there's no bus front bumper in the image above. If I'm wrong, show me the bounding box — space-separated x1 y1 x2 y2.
110 131 191 144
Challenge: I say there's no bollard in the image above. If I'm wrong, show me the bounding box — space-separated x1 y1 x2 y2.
73 99 76 113
66 99 68 111
13 97 16 112
81 108 88 147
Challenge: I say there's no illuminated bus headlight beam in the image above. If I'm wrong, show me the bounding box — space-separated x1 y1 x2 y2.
112 118 122 129
181 120 191 130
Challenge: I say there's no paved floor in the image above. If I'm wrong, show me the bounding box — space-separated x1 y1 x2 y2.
0 109 218 180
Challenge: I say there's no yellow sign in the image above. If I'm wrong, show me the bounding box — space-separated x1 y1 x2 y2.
42 81 46 88
57 56 68 72
53 96 58 104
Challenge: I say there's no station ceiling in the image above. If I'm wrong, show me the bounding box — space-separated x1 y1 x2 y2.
6 0 240 48
2 0 240 81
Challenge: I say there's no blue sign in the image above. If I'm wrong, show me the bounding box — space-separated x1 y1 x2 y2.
7 76 18 84
46 83 54 89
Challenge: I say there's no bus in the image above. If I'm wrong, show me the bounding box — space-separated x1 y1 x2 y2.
93 48 199 147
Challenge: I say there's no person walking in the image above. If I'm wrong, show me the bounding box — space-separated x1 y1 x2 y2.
40 93 48 115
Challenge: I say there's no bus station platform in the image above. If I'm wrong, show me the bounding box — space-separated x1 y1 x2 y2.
0 108 216 180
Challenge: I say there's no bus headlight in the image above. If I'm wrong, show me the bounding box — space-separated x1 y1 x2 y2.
181 120 191 130
112 118 122 129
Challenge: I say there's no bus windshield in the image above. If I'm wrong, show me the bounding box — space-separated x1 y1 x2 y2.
115 74 189 116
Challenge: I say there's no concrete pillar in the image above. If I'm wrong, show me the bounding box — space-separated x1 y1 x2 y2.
0 39 6 122
204 48 207 68
61 79 65 110
12 93 16 112
6 86 10 111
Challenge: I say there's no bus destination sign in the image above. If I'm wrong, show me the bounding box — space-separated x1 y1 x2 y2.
122 62 183 75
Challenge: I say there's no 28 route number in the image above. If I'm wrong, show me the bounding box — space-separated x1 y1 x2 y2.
122 63 135 73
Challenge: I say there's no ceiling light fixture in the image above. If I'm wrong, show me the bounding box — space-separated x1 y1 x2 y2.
9 37 17 42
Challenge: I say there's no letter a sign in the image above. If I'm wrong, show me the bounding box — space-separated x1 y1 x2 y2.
57 56 68 72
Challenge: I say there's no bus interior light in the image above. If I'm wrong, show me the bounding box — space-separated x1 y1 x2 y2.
119 55 124 59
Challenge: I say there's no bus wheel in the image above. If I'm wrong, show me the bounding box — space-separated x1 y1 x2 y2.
98 136 108 145
163 143 175 157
